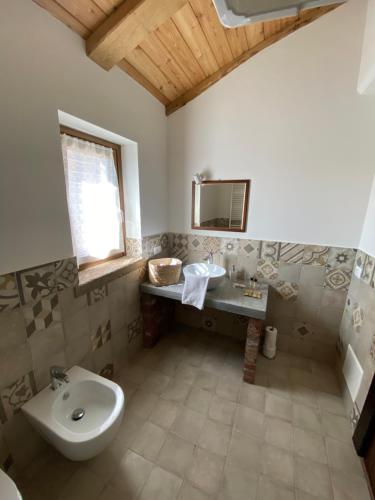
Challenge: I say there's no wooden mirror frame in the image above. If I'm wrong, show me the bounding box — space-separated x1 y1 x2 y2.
191 179 250 232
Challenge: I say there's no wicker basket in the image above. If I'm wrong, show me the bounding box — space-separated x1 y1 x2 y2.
148 258 182 286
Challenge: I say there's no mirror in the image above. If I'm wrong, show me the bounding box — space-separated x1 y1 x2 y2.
192 180 250 232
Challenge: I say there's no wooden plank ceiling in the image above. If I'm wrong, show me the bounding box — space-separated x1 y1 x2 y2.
33 0 341 114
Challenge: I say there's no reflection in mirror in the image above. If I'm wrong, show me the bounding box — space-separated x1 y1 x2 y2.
192 180 250 232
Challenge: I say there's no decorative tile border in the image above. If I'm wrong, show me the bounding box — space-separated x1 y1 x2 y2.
279 243 305 264
302 245 329 266
0 372 37 424
88 284 108 305
275 281 299 301
257 259 279 281
258 241 280 260
0 273 19 313
16 264 57 304
327 248 355 270
325 267 351 291
55 258 78 290
352 303 364 333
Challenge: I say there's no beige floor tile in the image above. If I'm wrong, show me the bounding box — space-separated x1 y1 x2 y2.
97 484 125 500
175 363 199 385
148 399 180 430
289 368 317 391
257 475 295 500
264 416 293 450
141 371 171 395
293 427 327 464
122 364 151 385
127 390 159 419
216 376 241 402
295 490 322 500
239 383 266 412
194 370 218 392
172 407 206 443
177 481 211 500
139 466 183 500
295 456 332 499
291 381 318 408
185 387 213 415
198 419 231 456
321 411 352 443
265 393 292 421
115 410 145 448
227 430 262 473
186 447 225 496
110 450 153 497
261 443 294 488
157 434 195 477
268 373 292 400
234 404 265 439
85 438 127 482
317 392 346 416
156 355 180 376
325 437 363 477
217 464 258 500
292 403 322 434
330 469 371 500
161 379 191 403
59 467 106 500
131 421 167 461
208 394 236 425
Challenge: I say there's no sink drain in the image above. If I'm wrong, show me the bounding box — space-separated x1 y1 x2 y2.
71 408 85 421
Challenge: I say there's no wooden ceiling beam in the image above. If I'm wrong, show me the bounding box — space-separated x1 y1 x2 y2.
86 0 188 70
165 4 340 115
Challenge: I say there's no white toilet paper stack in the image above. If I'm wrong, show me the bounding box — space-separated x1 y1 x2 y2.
263 326 278 359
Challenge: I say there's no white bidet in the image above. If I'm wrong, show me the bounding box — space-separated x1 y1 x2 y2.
22 366 124 461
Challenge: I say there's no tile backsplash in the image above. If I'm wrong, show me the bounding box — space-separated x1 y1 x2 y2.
169 233 355 365
0 255 146 473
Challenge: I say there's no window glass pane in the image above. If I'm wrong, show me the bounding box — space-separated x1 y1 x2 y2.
61 134 124 266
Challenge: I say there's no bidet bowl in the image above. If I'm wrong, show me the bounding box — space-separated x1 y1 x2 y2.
183 263 226 290
22 366 124 461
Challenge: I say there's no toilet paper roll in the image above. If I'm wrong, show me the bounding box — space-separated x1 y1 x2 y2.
263 326 278 359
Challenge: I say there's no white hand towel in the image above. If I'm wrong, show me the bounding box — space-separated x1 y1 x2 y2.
182 273 209 310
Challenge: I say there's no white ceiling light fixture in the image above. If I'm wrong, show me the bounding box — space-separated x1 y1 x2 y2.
212 0 346 28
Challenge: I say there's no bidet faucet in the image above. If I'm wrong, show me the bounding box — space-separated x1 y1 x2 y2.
50 366 69 391
205 251 214 264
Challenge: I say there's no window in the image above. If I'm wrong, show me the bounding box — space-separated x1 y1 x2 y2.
60 126 125 269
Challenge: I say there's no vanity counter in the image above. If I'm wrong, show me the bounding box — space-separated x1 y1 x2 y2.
141 278 269 385
140 279 268 320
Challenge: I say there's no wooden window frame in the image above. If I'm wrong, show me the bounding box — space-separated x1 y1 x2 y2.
60 125 126 270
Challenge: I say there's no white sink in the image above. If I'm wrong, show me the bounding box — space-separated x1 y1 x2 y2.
22 366 124 461
183 263 226 290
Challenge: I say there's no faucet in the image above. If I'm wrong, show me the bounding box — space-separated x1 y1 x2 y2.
205 251 214 265
50 366 69 391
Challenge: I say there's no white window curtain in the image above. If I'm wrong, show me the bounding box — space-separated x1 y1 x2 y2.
61 134 124 266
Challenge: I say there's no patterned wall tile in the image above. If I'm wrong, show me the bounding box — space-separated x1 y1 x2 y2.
172 233 188 262
275 281 299 301
126 238 142 258
324 268 351 291
257 259 279 281
302 245 329 266
327 248 355 271
188 234 204 251
220 238 239 255
238 239 258 256
55 258 78 290
0 274 20 313
361 254 375 286
22 294 61 337
202 237 220 254
352 303 364 333
353 250 365 279
350 403 360 430
90 320 111 351
279 243 305 264
258 241 281 260
128 316 142 343
16 264 57 304
0 372 37 424
99 363 114 380
88 285 108 305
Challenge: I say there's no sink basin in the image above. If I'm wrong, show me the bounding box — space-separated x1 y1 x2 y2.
183 263 226 290
22 366 124 461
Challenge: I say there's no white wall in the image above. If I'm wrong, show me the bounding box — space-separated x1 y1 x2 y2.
358 0 375 94
0 0 167 274
359 175 375 257
168 0 375 247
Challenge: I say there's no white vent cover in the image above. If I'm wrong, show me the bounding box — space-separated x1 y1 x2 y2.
212 0 346 27
343 344 363 402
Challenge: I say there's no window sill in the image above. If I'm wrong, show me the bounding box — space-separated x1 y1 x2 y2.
76 256 145 294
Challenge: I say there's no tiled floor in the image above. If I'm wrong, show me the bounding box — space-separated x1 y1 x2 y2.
17 327 371 500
